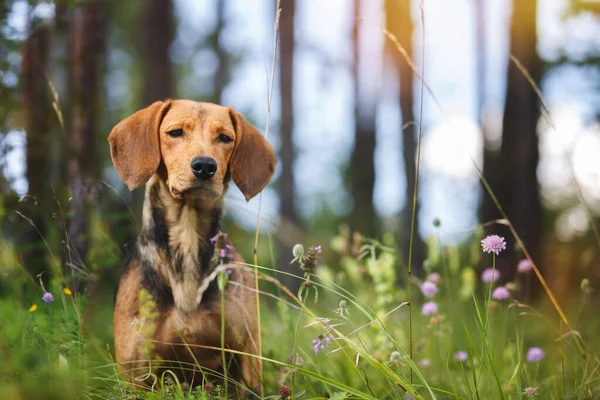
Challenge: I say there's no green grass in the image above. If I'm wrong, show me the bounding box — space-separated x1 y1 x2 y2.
1 220 600 400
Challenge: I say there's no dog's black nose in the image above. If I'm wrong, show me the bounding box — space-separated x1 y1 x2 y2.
191 157 217 180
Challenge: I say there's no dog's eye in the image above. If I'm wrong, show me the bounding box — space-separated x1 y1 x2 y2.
218 134 233 144
167 129 184 138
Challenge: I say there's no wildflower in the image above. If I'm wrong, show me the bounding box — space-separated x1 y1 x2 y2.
505 282 516 291
28 304 38 312
527 347 545 362
518 259 533 273
311 334 331 355
492 286 510 300
211 231 234 263
421 301 438 316
427 272 441 284
523 386 537 396
420 281 439 297
279 384 291 399
291 244 320 276
42 292 54 303
63 287 72 296
481 268 500 283
419 358 431 368
454 351 468 362
480 235 506 255
389 351 403 363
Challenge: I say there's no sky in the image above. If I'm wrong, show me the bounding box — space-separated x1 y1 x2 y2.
3 0 600 243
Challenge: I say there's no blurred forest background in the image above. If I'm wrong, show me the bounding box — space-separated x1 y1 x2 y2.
0 0 600 303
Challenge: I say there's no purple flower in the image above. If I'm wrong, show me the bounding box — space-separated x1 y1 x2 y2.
311 334 331 355
421 301 438 316
42 292 54 303
481 268 500 283
480 235 506 255
527 347 545 362
420 281 439 297
518 259 533 273
454 351 468 362
426 272 441 284
219 249 226 258
492 286 510 300
314 245 322 254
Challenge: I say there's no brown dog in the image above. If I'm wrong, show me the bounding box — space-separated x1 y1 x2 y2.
108 100 276 394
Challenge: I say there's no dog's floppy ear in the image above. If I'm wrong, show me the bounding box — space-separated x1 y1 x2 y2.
108 100 171 190
228 109 276 201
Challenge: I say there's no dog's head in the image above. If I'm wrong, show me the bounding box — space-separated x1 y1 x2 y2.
108 100 276 201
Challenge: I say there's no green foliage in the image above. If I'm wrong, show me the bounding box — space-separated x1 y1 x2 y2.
1 217 600 399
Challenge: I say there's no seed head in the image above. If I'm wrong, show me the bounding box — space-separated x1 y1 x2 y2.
279 384 291 399
389 351 403 363
292 244 305 259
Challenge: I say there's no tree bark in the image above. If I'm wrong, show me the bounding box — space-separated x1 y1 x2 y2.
212 0 227 104
65 0 107 285
142 0 174 106
21 15 52 275
482 0 541 280
278 0 299 288
385 0 424 273
348 0 377 239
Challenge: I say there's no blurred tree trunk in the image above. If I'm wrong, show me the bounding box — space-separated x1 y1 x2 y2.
141 0 174 105
348 0 377 239
65 0 106 285
131 0 174 217
385 0 424 272
482 0 541 280
278 0 299 288
212 0 227 103
21 15 52 275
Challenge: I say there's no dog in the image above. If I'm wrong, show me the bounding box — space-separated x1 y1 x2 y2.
108 100 276 394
